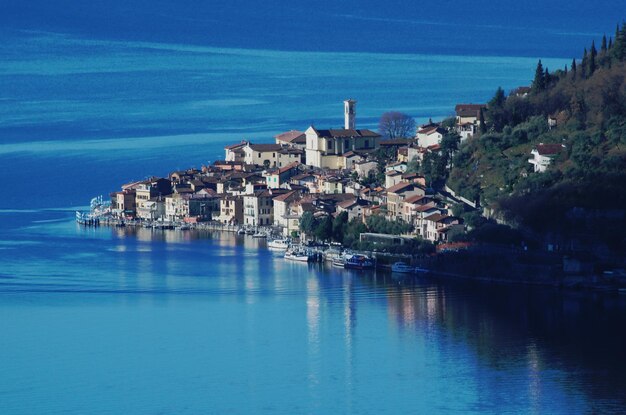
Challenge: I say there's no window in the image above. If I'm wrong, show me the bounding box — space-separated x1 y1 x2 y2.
364 140 369 148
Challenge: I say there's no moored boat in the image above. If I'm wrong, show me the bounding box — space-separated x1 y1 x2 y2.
332 258 345 268
284 249 311 262
252 232 267 238
344 254 375 270
391 261 414 273
268 239 290 250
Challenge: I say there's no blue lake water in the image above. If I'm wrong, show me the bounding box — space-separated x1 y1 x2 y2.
2 12 626 414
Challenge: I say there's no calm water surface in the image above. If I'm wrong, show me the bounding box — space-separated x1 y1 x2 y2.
1 211 625 414
1 18 625 413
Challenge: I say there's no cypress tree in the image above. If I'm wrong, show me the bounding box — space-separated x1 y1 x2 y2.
601 35 607 53
479 109 487 134
581 48 588 79
544 67 550 86
571 58 577 74
532 59 545 91
589 41 597 75
609 37 613 50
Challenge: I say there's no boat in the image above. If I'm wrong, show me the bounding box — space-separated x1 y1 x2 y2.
414 267 429 274
391 261 414 273
344 254 375 270
237 228 246 235
252 232 267 238
268 239 290 250
245 228 255 235
332 258 345 268
177 224 190 231
284 249 310 262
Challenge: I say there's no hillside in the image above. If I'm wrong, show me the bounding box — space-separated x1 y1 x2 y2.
447 24 626 253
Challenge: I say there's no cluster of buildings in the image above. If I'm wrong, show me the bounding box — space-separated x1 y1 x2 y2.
109 99 497 243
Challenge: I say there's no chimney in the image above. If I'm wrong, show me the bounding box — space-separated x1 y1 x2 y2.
344 99 356 130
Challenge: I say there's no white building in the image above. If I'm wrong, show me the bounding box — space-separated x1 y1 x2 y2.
529 143 564 172
455 104 486 140
305 100 380 169
416 126 446 148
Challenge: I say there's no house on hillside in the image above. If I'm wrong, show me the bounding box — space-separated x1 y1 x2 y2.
386 182 425 221
529 143 564 172
264 162 300 189
272 190 301 233
337 197 371 221
416 125 446 148
455 104 486 140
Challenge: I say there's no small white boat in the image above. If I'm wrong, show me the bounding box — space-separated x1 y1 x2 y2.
285 249 310 262
177 224 191 231
332 258 345 268
391 261 414 273
237 228 246 235
252 232 267 238
268 239 290 250
414 267 429 274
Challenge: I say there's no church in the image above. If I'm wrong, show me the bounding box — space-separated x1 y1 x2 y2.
305 99 380 169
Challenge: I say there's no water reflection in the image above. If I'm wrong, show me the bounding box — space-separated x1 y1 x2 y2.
4 218 626 413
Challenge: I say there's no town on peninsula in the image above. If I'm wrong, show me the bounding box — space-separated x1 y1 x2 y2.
80 28 626 289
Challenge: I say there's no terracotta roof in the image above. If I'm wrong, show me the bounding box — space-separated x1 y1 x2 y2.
425 213 448 222
225 141 247 150
415 204 437 212
386 182 414 194
278 162 300 174
343 151 359 158
275 130 306 144
455 104 486 118
272 190 299 203
535 143 564 155
337 198 357 209
248 143 282 152
403 194 426 204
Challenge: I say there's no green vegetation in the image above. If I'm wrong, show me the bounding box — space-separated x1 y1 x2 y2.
299 211 434 253
447 24 626 253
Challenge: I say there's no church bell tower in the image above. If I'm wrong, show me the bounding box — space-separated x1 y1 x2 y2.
344 99 356 130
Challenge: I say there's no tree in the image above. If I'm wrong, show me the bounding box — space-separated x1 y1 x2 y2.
487 87 507 130
378 111 416 139
299 211 316 235
589 41 597 75
332 212 349 243
571 58 577 75
479 108 487 134
532 60 545 91
440 132 461 162
581 48 588 79
601 34 607 53
314 216 333 241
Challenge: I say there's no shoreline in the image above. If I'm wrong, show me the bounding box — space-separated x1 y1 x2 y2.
78 218 626 295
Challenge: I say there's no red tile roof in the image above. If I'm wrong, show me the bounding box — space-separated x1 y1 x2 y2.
386 182 414 194
535 143 564 155
275 130 305 143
